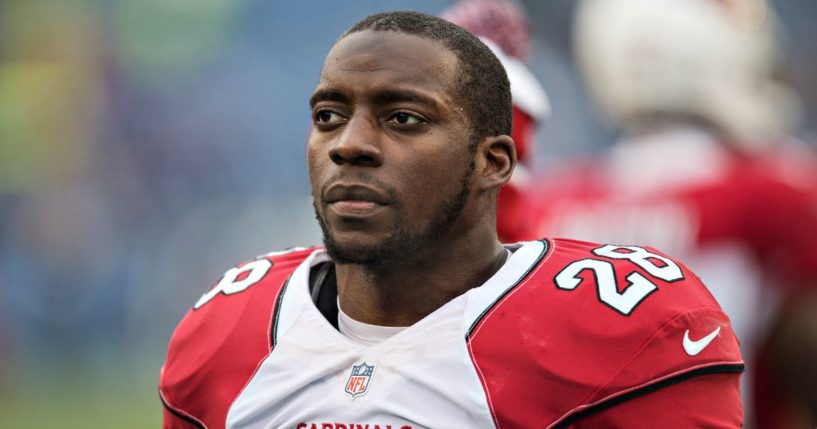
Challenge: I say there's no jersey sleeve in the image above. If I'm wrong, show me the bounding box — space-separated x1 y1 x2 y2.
161 393 205 429
570 371 742 428
558 304 745 427
158 248 314 429
162 412 198 429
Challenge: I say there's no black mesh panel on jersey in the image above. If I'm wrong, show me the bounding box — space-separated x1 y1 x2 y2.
308 261 339 329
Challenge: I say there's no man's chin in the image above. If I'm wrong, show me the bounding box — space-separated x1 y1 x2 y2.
324 242 392 266
322 232 415 266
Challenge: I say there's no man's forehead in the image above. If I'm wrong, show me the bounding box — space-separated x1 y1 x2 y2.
321 30 459 83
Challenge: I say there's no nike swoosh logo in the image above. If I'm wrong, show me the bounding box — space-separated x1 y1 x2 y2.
683 326 721 356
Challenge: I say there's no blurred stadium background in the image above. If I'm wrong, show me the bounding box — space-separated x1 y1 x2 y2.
0 0 815 427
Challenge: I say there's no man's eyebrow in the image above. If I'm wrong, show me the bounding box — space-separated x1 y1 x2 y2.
309 88 442 111
372 89 440 110
310 89 349 108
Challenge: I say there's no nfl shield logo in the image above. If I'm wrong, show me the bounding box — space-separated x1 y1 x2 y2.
344 362 375 398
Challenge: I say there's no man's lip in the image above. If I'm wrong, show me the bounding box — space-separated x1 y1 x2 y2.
328 200 387 217
323 184 391 205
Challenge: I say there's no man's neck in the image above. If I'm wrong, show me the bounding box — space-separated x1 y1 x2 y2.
335 233 507 327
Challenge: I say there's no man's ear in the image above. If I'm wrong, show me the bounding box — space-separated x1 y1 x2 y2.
477 134 517 192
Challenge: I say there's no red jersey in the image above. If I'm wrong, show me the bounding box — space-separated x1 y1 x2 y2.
160 239 743 428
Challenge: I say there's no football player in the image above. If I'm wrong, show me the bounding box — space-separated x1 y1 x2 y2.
160 11 743 428
519 0 817 427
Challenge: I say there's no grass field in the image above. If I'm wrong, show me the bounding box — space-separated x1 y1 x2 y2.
0 363 162 428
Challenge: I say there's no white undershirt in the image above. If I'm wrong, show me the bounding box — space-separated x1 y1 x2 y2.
337 250 514 345
337 301 407 346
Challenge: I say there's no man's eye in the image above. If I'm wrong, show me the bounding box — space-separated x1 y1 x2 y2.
314 110 343 124
388 112 423 125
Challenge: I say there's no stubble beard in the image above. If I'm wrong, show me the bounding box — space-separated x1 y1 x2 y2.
314 157 475 267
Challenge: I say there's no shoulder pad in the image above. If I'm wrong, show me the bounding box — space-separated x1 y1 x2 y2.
468 238 743 427
159 246 318 426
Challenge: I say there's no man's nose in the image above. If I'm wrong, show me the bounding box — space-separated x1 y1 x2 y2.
328 115 383 167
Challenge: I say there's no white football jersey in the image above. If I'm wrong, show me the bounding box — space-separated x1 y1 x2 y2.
161 240 743 429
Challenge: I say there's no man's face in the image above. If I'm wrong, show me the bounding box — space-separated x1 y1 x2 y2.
308 30 477 265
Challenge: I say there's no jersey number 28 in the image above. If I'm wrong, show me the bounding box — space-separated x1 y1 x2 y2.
554 245 684 315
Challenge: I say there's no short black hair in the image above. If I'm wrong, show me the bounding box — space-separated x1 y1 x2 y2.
343 11 512 144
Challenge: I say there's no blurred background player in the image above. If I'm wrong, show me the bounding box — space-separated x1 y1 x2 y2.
442 0 550 243
512 0 817 426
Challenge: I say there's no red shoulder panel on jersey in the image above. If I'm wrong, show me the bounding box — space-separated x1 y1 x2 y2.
467 238 744 428
159 247 316 429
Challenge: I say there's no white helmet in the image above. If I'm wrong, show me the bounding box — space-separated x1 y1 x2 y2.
574 0 800 148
